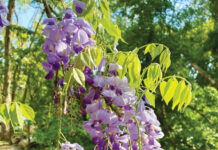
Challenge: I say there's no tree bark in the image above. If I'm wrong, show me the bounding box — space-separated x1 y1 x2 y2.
191 63 218 89
1 0 15 141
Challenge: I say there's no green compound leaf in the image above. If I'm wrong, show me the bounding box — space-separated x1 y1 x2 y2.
145 91 155 107
20 103 35 122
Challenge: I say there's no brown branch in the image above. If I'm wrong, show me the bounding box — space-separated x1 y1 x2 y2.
42 0 52 18
191 63 218 89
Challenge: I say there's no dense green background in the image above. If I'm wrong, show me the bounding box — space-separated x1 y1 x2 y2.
0 0 217 149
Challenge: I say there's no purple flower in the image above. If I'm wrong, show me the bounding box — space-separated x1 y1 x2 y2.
63 8 76 19
45 70 54 80
0 14 9 27
74 0 87 14
42 18 56 25
0 0 9 31
0 0 8 14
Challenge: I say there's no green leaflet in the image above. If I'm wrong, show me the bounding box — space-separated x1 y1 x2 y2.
177 86 191 111
101 18 121 39
10 102 24 129
184 87 192 108
172 80 186 110
160 49 171 73
145 91 155 107
64 68 74 91
72 68 86 88
99 0 110 19
82 0 96 18
89 47 102 67
144 44 155 55
20 103 35 122
160 78 178 105
0 103 10 127
117 52 127 78
75 51 94 70
64 68 86 91
128 56 141 88
145 44 164 60
144 63 162 91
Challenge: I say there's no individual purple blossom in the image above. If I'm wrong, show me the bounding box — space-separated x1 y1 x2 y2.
0 0 9 31
74 0 87 14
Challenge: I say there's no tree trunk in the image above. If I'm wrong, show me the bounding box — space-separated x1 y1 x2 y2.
1 0 15 141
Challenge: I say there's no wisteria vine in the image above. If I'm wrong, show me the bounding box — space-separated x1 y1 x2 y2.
41 1 164 150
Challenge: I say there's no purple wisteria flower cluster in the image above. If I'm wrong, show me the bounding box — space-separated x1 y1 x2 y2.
41 8 95 80
0 0 9 31
41 1 164 149
80 64 164 150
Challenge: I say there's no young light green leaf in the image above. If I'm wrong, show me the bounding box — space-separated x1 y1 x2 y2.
128 56 141 88
145 91 155 107
72 68 86 88
149 44 164 60
20 103 35 122
10 103 24 128
76 52 94 69
160 48 171 73
172 81 186 110
160 78 178 105
99 0 110 19
184 88 192 108
64 68 74 91
144 63 162 91
116 52 127 78
0 104 10 126
178 86 190 111
144 44 155 55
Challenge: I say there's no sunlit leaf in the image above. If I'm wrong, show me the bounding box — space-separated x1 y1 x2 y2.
160 48 171 73
145 91 155 107
20 103 35 122
160 78 178 105
178 86 190 110
144 63 162 91
128 56 141 88
172 81 186 110
72 68 86 88
148 44 163 60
